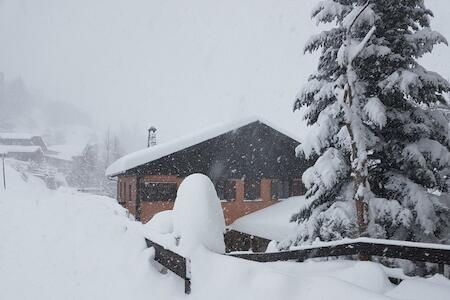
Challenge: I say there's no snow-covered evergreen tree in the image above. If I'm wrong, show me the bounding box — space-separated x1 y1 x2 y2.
292 0 450 245
67 143 101 190
101 129 124 197
67 131 124 196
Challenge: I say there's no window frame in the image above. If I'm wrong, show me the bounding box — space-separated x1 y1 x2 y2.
271 179 291 199
141 181 178 202
214 179 236 202
244 179 261 201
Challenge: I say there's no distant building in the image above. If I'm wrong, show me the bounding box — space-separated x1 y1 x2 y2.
0 133 49 161
0 145 44 162
106 117 309 225
0 132 73 171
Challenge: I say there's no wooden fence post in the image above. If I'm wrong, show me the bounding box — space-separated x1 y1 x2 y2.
185 258 191 294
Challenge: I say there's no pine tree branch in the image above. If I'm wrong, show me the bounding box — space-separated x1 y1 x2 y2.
349 25 376 64
348 1 371 32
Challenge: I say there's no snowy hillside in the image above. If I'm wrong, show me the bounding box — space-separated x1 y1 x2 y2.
0 164 154 299
1 164 450 300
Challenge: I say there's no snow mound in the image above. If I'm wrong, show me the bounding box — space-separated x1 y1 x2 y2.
173 173 226 254
331 261 392 293
191 249 396 300
386 276 450 300
231 196 311 241
144 210 173 234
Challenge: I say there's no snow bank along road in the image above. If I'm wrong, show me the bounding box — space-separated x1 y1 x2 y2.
1 165 450 300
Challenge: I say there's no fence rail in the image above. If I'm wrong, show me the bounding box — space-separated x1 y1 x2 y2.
227 238 450 266
224 229 271 253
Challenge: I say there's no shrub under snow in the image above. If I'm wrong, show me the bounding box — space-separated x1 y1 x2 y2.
172 173 226 254
144 210 174 234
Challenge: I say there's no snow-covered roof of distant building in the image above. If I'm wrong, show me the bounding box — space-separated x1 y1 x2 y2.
0 132 37 140
47 144 84 161
230 196 311 241
106 116 301 177
0 145 43 154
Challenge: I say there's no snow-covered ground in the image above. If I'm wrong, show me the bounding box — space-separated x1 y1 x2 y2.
0 164 156 299
230 196 311 241
1 163 450 300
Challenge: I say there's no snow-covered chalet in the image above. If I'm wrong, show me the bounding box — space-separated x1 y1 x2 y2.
106 117 308 225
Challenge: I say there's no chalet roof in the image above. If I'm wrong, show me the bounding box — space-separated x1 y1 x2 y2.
106 116 301 177
0 145 43 154
0 133 36 140
0 132 50 153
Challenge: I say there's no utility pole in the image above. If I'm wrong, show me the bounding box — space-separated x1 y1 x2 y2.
2 153 6 190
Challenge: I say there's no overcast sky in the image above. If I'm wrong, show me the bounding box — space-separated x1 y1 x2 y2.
1 0 449 151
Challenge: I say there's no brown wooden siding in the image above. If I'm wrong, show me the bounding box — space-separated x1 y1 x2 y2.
117 175 303 225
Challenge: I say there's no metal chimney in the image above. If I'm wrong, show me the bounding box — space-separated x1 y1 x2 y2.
147 126 157 147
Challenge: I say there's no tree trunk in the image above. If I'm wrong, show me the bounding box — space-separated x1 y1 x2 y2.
344 85 369 239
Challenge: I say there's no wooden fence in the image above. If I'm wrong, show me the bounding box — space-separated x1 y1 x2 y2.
227 238 450 266
145 239 191 294
224 229 271 253
145 235 450 294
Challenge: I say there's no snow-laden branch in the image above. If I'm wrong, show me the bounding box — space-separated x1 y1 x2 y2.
347 1 371 31
348 25 376 64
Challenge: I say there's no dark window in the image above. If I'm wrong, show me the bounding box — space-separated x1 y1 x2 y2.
128 184 132 201
271 179 291 199
142 182 178 202
244 180 261 200
214 179 236 201
291 179 305 196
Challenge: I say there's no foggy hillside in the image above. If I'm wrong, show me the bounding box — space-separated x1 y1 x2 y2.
0 73 95 145
1 0 448 153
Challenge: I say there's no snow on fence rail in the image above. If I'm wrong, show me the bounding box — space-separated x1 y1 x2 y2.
228 237 450 266
145 235 450 295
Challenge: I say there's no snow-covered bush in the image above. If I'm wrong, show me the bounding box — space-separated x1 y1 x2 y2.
292 0 450 245
172 173 226 254
144 210 173 234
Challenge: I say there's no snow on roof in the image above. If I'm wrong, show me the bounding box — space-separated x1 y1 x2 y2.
0 132 36 140
230 196 311 241
0 145 43 154
105 116 301 177
47 144 84 161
